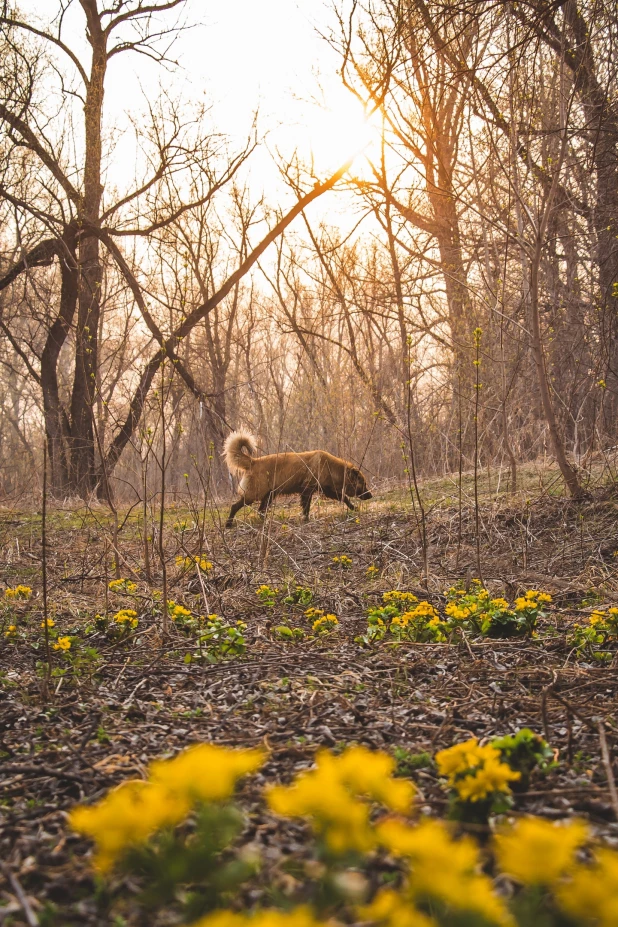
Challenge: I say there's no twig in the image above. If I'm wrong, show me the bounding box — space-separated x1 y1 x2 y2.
0 862 39 927
597 720 618 822
122 677 147 708
1 763 84 784
113 656 131 688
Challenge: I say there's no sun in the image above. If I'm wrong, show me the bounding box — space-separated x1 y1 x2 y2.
297 90 380 174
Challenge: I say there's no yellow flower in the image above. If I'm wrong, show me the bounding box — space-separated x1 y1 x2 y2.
436 739 519 800
556 848 618 926
590 611 607 627
312 614 338 632
113 609 138 628
268 769 374 853
54 636 72 651
435 739 498 781
366 565 379 578
409 601 439 619
172 604 192 620
514 597 529 611
188 907 327 927
456 757 520 801
108 578 137 594
5 624 17 636
360 889 437 927
445 603 471 620
494 817 589 885
70 744 265 871
267 747 414 854
4 584 32 599
378 819 513 926
383 591 418 608
150 744 266 804
41 618 55 629
304 607 324 620
490 598 509 609
70 779 189 871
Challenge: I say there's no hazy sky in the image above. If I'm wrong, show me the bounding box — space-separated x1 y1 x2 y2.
22 1 370 202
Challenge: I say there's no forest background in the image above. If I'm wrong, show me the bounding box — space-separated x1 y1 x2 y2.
0 0 616 506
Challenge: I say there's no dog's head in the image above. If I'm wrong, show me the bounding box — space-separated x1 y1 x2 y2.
346 466 372 500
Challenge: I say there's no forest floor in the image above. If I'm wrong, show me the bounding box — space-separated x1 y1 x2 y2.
1 460 618 925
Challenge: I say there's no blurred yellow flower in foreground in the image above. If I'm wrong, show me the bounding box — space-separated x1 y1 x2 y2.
70 744 265 870
494 817 589 885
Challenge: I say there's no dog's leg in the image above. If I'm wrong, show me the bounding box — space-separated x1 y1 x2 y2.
225 498 246 528
300 489 313 520
258 491 273 515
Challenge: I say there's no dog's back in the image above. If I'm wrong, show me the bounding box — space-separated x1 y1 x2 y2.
223 434 371 525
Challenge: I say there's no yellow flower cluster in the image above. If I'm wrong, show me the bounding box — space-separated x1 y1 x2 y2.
383 591 418 608
175 555 213 571
332 555 352 567
54 636 72 651
495 817 588 884
4 584 32 599
377 819 513 926
68 739 618 926
267 746 415 854
70 744 265 871
402 602 439 622
189 907 326 927
515 590 552 611
493 817 618 926
587 607 618 631
361 889 435 927
4 624 17 636
41 618 55 629
113 609 138 629
365 564 379 577
445 602 472 620
589 610 607 627
304 607 324 621
435 739 520 801
167 601 191 620
557 847 618 926
312 614 338 633
108 578 137 594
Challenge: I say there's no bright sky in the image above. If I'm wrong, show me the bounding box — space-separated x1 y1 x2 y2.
23 0 373 206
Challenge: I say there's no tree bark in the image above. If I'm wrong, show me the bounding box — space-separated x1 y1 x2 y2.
41 224 79 495
69 2 107 495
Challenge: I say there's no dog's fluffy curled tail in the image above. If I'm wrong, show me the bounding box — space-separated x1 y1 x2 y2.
223 430 257 474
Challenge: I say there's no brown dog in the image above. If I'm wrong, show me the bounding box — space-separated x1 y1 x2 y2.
223 431 372 527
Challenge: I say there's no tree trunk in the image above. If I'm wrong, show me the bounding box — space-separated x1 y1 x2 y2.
70 4 106 495
41 224 79 496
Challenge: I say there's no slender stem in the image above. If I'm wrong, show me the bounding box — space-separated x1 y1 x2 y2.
457 368 463 565
142 449 152 583
159 363 168 636
42 441 51 694
405 336 428 586
473 328 483 581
